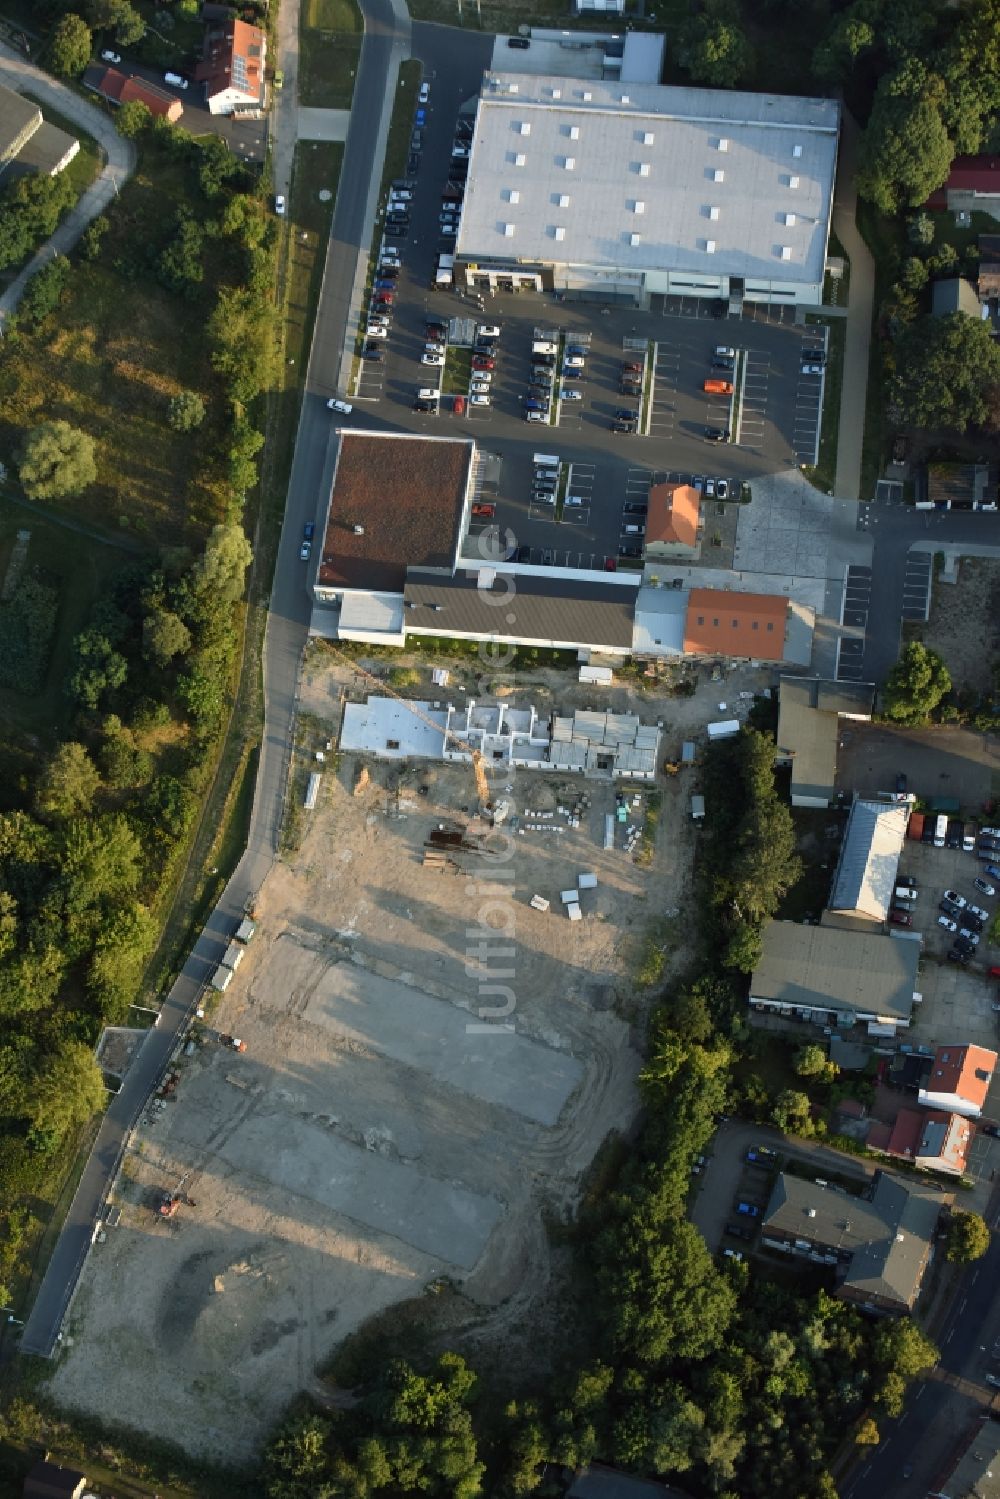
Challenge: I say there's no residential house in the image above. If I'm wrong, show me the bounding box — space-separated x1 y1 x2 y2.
749 920 920 1034
931 277 981 318
643 481 702 561
22 1460 88 1499
824 796 908 933
775 676 874 807
84 65 185 122
196 17 266 115
880 1106 972 1177
761 1170 941 1315
918 1044 997 1118
927 155 1000 219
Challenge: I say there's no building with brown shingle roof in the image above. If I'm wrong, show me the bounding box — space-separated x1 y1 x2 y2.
683 587 788 661
644 480 702 559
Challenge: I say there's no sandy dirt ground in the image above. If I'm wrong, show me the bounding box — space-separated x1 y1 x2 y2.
47 653 776 1462
921 557 1000 695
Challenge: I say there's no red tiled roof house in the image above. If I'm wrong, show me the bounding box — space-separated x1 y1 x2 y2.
196 17 266 116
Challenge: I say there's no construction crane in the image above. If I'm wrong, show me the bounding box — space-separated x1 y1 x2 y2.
323 645 497 818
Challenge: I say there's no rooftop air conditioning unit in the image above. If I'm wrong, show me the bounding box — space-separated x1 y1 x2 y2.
639 162 651 177
503 223 516 236
706 239 716 253
789 175 800 189
633 200 645 214
717 136 729 151
643 131 655 145
507 188 520 203
709 205 720 220
713 168 725 182
793 143 803 157
780 245 792 260
784 211 796 225
569 125 580 140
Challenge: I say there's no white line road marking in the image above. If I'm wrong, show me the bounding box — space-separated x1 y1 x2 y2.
959 1297 968 1314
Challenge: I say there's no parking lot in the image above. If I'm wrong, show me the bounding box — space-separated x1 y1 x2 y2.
350 83 834 574
835 723 999 810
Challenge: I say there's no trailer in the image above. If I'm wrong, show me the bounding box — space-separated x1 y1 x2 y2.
691 794 706 821
435 253 454 287
210 963 233 993
707 719 740 740
235 917 257 945
222 941 245 972
907 811 925 841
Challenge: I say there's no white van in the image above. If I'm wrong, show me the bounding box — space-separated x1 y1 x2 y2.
533 452 559 468
164 71 189 89
933 814 948 848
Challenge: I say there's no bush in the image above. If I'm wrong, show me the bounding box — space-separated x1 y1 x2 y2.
17 255 72 329
0 572 60 694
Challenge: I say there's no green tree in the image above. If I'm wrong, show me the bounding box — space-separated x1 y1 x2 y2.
26 1041 107 1146
890 312 1000 432
78 214 109 262
142 606 192 665
795 1044 835 1080
157 211 204 296
98 717 153 789
856 1418 880 1445
0 173 75 271
857 68 954 214
812 11 876 83
35 742 100 823
677 4 753 86
945 1209 991 1263
189 522 253 606
115 99 151 139
771 1089 812 1133
882 641 951 724
67 628 127 710
17 255 71 329
87 0 144 45
87 902 156 1020
167 389 206 433
50 12 92 78
18 420 97 501
907 212 935 247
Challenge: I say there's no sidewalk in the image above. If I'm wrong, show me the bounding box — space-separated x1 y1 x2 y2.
831 109 876 503
0 41 136 324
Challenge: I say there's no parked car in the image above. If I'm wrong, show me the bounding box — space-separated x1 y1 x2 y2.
968 903 990 922
946 948 970 965
421 353 444 366
327 398 353 414
559 388 582 400
164 71 189 89
722 1248 744 1262
959 928 981 945
564 354 586 369
735 1201 761 1217
424 342 446 355
947 820 963 849
716 479 729 500
361 345 383 360
418 81 430 103
802 346 827 364
365 325 388 338
937 915 958 933
942 889 968 909
890 911 912 927
472 355 495 370
471 381 492 395
800 363 824 376
745 1147 777 1164
274 194 286 216
470 393 490 405
508 34 530 47
299 521 314 560
705 426 730 442
477 324 501 338
612 421 637 434
471 502 496 518
981 1123 1000 1139
453 395 465 415
726 1222 753 1241
101 48 122 62
413 398 436 412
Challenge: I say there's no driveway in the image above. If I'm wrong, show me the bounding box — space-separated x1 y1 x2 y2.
0 40 136 325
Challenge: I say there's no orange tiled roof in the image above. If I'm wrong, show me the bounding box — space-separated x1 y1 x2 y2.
927 1044 997 1110
646 481 700 547
197 18 265 99
683 588 788 661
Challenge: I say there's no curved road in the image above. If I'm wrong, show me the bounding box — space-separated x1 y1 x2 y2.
19 0 411 1359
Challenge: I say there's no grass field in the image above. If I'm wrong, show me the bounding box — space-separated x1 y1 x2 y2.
0 152 231 548
300 0 363 109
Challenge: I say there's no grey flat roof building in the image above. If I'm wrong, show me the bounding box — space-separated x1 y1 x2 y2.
456 73 839 304
750 920 919 1024
0 80 78 181
403 569 638 652
827 796 908 929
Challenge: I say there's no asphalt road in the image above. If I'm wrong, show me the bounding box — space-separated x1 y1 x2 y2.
18 0 410 1360
844 1215 1000 1499
858 499 1000 682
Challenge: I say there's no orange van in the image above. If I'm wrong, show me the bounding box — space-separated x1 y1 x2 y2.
704 378 733 395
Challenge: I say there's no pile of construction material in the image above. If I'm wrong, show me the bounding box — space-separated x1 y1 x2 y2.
559 872 598 921
518 793 592 836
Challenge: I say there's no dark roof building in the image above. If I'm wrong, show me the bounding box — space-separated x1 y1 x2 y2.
404 570 638 653
22 1460 88 1499
931 277 981 317
316 432 474 596
750 920 920 1029
775 675 874 808
762 1170 941 1314
0 81 78 181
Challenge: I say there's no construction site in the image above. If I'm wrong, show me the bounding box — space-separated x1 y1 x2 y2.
46 648 775 1462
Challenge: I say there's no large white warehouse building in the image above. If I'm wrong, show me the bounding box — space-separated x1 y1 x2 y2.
455 73 840 308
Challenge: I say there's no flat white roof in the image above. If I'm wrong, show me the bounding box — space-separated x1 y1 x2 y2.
339 698 446 759
457 73 839 285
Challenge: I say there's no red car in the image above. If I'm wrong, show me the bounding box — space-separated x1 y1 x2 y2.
471 502 496 518
453 395 466 415
472 355 495 370
889 910 912 927
373 291 394 305
604 558 617 571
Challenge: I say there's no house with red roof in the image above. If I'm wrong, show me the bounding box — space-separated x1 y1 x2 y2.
883 1106 971 1177
926 156 1000 220
84 65 184 122
918 1044 997 1118
196 17 267 116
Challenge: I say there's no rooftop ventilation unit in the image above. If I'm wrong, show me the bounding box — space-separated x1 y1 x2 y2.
807 1208 817 1218
780 245 792 260
558 193 570 207
629 232 641 246
789 175 800 189
519 121 531 135
705 239 716 253
353 524 365 535
793 143 803 157
507 188 520 203
639 162 651 177
713 168 725 182
564 156 576 170
643 131 655 145
717 136 729 151
582 90 593 101
569 125 580 140
554 225 566 241
507 83 518 94
709 205 720 220
503 223 516 237
620 93 631 103
514 153 526 166
551 87 561 99
633 200 645 214
784 211 796 225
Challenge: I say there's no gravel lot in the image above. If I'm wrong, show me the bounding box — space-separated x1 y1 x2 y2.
47 655 777 1460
